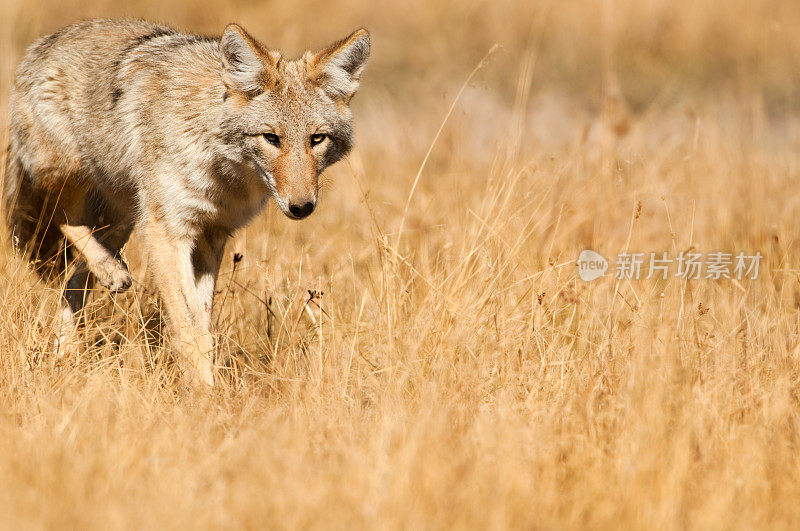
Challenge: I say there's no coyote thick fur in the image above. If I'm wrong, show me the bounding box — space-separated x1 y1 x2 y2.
5 19 370 385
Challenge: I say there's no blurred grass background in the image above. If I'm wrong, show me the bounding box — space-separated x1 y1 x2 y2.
4 0 800 111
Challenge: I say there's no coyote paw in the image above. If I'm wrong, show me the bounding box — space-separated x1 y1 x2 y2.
93 257 132 292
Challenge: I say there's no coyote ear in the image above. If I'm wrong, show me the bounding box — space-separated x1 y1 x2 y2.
309 28 370 101
220 24 278 96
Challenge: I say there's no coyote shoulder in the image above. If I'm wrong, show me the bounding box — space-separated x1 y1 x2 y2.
5 19 370 385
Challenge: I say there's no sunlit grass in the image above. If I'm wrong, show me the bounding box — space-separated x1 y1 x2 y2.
1 0 800 528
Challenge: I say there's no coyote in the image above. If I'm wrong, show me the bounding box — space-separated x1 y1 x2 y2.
4 19 370 386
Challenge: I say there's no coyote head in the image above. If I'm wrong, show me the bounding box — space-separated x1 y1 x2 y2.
219 24 370 219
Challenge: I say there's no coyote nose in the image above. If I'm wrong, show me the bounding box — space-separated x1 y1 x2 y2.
288 201 315 219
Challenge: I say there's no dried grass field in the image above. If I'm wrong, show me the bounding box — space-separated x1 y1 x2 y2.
2 0 800 528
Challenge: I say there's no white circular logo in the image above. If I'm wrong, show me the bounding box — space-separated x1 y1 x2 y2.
577 250 608 281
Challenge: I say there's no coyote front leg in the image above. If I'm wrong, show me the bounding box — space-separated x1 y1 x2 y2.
57 188 132 292
145 218 226 386
53 187 132 353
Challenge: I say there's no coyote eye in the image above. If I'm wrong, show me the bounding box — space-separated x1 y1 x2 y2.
263 133 280 147
310 133 327 146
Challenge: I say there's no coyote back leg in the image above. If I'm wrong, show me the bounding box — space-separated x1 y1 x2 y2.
54 257 92 355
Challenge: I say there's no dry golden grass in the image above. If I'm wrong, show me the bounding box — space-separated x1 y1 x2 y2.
2 0 800 528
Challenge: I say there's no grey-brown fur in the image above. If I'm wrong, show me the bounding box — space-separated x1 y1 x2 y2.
5 19 370 385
